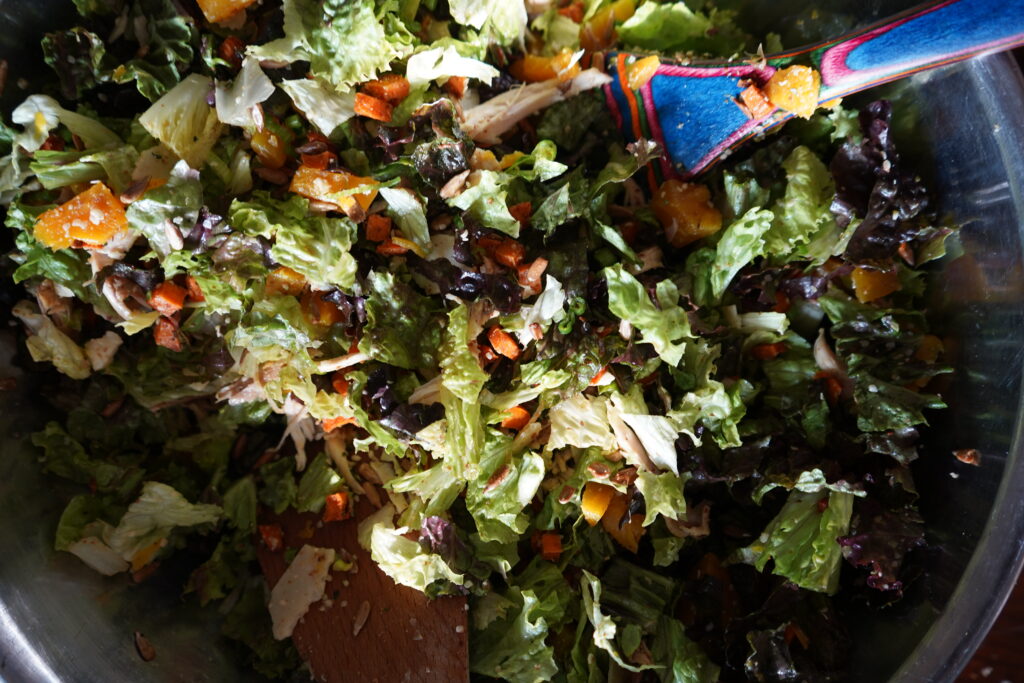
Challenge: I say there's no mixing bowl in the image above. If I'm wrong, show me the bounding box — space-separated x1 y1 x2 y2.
1 1 1023 681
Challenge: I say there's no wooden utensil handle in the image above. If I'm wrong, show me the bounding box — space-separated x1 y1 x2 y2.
808 0 1024 101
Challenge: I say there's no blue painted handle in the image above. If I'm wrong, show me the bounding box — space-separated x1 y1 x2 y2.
814 0 1024 100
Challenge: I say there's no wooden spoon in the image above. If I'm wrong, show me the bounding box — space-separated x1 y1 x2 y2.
256 499 468 683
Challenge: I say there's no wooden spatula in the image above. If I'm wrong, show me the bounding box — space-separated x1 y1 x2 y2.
604 0 1024 179
256 499 468 683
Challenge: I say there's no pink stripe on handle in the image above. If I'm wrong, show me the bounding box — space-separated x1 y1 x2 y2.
657 63 775 83
641 73 678 181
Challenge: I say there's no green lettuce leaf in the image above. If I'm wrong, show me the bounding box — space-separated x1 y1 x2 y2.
709 208 774 300
222 477 257 535
127 160 202 258
580 570 654 673
368 511 464 592
618 2 749 55
649 615 721 683
30 145 138 193
249 0 413 92
547 394 616 453
604 264 691 366
744 489 854 595
449 0 527 47
440 303 488 403
470 588 558 683
767 145 841 263
358 270 441 370
12 300 91 380
258 458 299 515
106 481 221 561
636 470 689 527
139 75 222 168
379 186 430 249
295 452 343 513
448 169 521 237
467 434 545 544
270 213 358 292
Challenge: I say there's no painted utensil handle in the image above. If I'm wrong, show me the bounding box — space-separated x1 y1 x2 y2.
810 0 1024 101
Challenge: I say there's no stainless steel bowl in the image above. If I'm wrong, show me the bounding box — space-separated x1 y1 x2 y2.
2 2 1023 681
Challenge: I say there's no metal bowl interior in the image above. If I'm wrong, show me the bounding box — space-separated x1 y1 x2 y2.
1 2 1024 682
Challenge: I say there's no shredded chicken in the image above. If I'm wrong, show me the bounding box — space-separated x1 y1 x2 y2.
88 229 139 276
461 68 613 145
277 394 317 471
84 331 123 371
101 275 149 321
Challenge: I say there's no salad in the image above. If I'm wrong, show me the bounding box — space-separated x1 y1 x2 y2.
0 0 957 681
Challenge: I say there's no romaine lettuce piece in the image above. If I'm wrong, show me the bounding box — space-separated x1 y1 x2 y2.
604 264 691 366
139 74 223 168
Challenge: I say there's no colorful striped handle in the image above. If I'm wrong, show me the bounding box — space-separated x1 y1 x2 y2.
606 0 1024 180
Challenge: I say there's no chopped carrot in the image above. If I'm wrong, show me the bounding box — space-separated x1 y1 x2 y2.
34 182 127 250
626 55 661 90
365 214 392 242
218 36 246 69
265 266 306 297
300 150 337 170
540 532 562 562
376 240 409 256
558 1 585 22
323 415 358 432
322 492 350 523
148 281 187 316
361 74 411 104
153 317 183 352
354 92 394 122
289 165 378 214
487 326 521 360
501 405 532 431
494 239 526 268
196 0 257 23
476 234 505 253
738 84 774 119
258 523 284 552
851 266 900 303
508 201 532 226
185 275 205 303
331 371 350 396
581 482 616 525
444 76 466 99
814 371 844 405
750 342 786 360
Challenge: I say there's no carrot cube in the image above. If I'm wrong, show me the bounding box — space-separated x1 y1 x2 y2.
365 214 392 242
444 76 467 99
354 93 394 122
361 74 411 104
750 342 787 360
540 532 562 562
196 0 257 23
501 405 531 431
494 239 526 268
153 316 183 352
148 281 187 317
739 84 775 119
322 416 358 432
487 326 521 360
185 275 206 302
258 523 284 551
322 492 350 523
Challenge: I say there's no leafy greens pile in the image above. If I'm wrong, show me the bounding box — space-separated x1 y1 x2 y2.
1 0 955 681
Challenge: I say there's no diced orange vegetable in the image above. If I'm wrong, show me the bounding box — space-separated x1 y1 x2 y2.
627 55 661 91
601 493 645 553
148 281 187 316
510 55 557 83
331 371 350 396
290 165 378 214
302 290 344 326
751 342 786 360
185 275 205 303
914 334 944 363
651 180 722 248
361 74 411 104
508 201 532 227
540 532 563 562
153 316 183 352
815 370 844 405
365 214 392 242
851 266 900 303
477 234 505 253
323 415 358 432
580 0 634 52
218 36 246 69
773 290 790 313
354 93 394 122
444 76 467 99
376 240 410 256
494 239 526 268
196 0 257 23
581 482 616 526
499 151 525 170
765 65 821 119
501 405 532 431
610 0 636 21
487 326 521 360
550 49 582 82
250 128 288 169
265 266 306 297
300 151 337 170
34 182 128 250
130 540 164 572
258 523 284 552
322 492 350 523
739 84 775 119
558 1 585 22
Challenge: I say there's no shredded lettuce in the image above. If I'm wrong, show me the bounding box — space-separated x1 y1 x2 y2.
604 264 691 366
